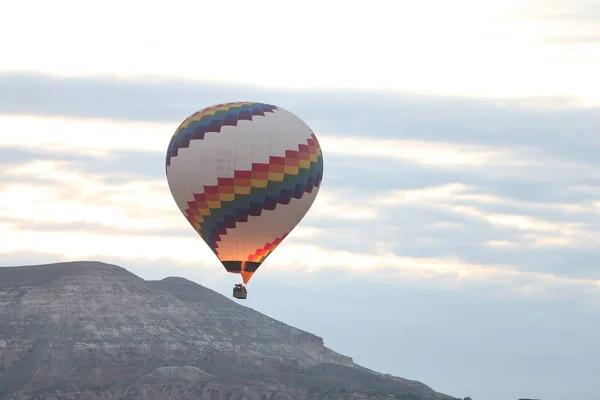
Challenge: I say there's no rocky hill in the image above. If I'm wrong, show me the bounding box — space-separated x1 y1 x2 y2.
0 261 455 400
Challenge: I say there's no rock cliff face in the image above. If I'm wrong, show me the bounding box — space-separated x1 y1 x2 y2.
0 261 455 400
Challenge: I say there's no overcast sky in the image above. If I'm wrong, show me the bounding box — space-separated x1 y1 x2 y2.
1 1 600 399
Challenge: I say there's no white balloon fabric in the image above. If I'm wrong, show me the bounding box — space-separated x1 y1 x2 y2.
165 102 324 284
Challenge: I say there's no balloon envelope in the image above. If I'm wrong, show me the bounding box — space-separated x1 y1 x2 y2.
165 102 324 284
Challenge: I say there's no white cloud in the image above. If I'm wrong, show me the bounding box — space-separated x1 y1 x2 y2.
320 137 511 166
0 160 176 229
0 115 172 155
1 0 598 103
0 158 577 288
374 182 600 248
0 115 516 170
1 160 596 295
375 183 468 204
0 222 205 261
449 205 598 247
1 141 599 285
309 191 378 220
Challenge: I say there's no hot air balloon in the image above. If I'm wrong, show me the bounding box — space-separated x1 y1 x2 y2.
165 102 324 299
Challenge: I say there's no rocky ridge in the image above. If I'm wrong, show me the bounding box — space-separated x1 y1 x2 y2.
0 261 455 400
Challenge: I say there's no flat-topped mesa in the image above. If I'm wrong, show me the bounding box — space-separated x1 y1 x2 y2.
0 261 456 400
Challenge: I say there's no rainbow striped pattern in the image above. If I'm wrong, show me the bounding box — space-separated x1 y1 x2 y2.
166 102 278 167
184 133 323 260
247 233 289 263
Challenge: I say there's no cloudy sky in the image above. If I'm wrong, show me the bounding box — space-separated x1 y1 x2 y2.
1 1 600 399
